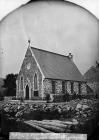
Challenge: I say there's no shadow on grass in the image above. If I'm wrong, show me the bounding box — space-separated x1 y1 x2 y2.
0 113 41 140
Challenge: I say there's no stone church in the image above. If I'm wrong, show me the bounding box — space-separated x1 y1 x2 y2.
16 43 86 100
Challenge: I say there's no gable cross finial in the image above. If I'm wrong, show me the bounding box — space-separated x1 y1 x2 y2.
28 39 31 47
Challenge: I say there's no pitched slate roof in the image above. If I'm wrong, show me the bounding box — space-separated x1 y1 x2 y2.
84 66 99 82
31 47 85 82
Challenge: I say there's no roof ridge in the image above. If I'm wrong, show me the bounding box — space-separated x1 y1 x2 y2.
30 46 70 59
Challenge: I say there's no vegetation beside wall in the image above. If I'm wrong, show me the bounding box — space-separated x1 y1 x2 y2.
2 74 18 97
1 99 98 121
51 93 99 103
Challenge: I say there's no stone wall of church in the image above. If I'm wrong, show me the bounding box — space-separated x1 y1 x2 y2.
67 81 71 94
43 79 74 95
81 83 87 94
43 79 52 95
42 79 87 97
73 82 79 94
43 79 65 95
55 80 62 94
16 47 43 99
17 91 24 99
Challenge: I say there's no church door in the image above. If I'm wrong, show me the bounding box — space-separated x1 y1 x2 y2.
26 85 29 99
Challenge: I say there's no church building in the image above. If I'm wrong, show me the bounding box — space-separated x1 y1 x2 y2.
16 42 87 100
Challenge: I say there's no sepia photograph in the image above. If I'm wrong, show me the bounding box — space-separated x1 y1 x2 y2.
0 0 99 139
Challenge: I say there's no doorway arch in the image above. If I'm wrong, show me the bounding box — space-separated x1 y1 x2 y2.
25 85 29 99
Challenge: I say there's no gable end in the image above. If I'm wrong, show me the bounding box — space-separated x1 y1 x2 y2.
29 46 45 79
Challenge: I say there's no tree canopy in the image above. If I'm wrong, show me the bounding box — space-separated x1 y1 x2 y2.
3 73 18 96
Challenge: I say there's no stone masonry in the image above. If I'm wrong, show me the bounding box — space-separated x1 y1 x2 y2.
16 48 43 99
16 47 87 100
43 79 87 96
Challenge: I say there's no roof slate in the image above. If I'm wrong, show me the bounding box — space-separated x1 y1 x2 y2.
84 66 99 82
31 47 85 82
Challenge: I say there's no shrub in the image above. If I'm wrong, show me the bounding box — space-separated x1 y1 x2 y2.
12 96 16 100
45 93 50 103
63 93 70 102
20 97 24 103
0 96 4 101
53 94 65 102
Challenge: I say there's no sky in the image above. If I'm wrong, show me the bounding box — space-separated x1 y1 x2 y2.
0 0 99 78
0 0 99 21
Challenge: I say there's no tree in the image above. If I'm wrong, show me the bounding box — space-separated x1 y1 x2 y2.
3 73 18 96
0 78 6 100
0 88 7 100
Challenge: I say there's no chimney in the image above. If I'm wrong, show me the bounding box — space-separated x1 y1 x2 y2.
68 53 73 60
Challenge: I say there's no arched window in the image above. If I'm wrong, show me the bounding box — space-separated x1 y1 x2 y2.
20 76 24 90
34 73 38 90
